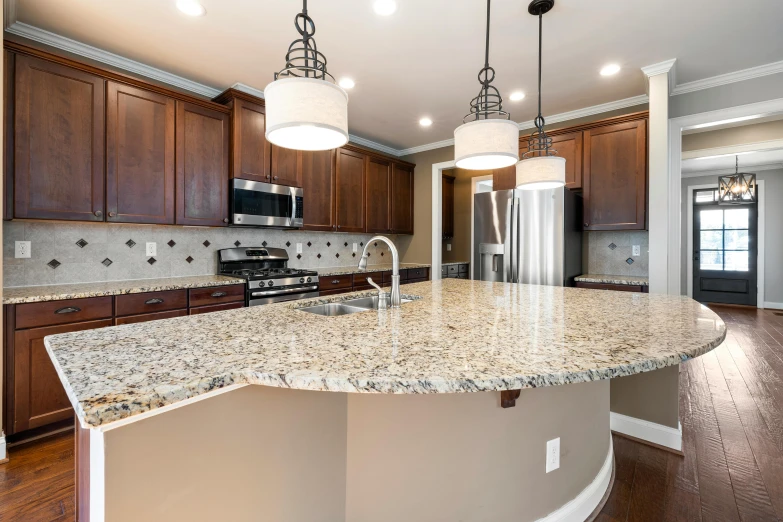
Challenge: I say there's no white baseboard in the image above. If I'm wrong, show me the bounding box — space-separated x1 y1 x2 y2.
610 412 682 452
764 302 783 310
535 436 614 522
0 432 7 463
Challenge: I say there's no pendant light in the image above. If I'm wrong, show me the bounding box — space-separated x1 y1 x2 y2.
264 0 349 151
454 0 519 171
516 0 566 190
718 156 757 204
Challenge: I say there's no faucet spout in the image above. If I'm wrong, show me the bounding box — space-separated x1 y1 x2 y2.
358 235 401 308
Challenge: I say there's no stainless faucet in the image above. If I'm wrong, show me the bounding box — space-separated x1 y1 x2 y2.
358 236 401 308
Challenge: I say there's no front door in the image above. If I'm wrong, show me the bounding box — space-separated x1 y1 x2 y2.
693 189 758 305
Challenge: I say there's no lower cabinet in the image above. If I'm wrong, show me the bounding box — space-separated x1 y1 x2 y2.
190 302 244 315
442 263 470 280
575 282 648 293
318 268 432 298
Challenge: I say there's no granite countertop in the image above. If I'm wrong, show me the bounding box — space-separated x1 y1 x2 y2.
575 274 650 286
45 279 725 428
441 261 470 266
2 275 245 305
317 263 430 276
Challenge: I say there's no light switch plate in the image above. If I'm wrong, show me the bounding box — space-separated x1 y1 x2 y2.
353 243 358 253
146 242 157 257
632 245 641 256
15 241 31 259
447 243 452 252
296 243 303 254
546 438 560 473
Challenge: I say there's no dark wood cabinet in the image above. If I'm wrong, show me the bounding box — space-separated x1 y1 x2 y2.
301 149 336 231
442 174 455 239
492 166 516 191
335 148 366 232
583 119 647 230
391 164 414 234
366 156 391 233
175 101 230 226
106 82 175 224
215 91 271 183
551 132 583 190
270 145 301 187
576 282 648 293
13 54 106 221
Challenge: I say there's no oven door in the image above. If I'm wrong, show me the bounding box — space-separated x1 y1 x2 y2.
231 178 303 228
249 286 319 306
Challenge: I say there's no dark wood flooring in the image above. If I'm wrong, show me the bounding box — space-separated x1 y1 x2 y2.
1 305 782 522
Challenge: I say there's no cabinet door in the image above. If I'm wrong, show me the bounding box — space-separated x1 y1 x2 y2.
492 166 516 190
301 150 336 231
175 101 230 226
230 97 271 182
583 119 647 230
390 164 414 234
551 131 583 190
14 54 105 221
365 156 391 233
442 174 455 238
335 148 366 232
106 82 175 224
270 145 302 187
12 319 113 433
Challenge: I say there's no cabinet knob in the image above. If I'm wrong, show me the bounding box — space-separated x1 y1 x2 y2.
223 218 229 223
337 225 341 229
94 210 102 217
273 176 278 180
584 223 589 227
108 212 117 218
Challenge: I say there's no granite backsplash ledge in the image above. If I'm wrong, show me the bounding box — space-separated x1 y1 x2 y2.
3 221 397 287
586 230 649 277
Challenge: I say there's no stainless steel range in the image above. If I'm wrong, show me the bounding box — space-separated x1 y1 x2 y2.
217 247 319 306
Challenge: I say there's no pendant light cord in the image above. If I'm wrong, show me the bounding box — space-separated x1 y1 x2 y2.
536 12 547 153
482 0 492 119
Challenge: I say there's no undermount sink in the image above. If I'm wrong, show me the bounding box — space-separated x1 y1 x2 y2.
297 295 414 316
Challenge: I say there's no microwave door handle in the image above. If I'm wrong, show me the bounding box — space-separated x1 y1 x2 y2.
290 190 295 224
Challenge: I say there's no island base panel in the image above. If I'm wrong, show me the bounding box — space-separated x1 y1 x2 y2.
84 382 610 522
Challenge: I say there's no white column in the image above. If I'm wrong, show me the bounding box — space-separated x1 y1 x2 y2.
642 59 676 294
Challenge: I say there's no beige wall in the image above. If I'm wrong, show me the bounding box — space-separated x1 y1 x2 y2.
683 119 783 151
610 365 680 428
442 168 492 264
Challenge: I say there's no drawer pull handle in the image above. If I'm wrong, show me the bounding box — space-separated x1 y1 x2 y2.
331 280 341 284
145 298 164 305
211 291 227 298
55 306 81 314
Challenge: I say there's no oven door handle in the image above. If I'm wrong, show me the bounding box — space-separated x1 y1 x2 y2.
250 285 319 297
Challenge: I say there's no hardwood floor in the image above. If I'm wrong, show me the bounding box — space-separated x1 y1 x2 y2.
1 305 782 522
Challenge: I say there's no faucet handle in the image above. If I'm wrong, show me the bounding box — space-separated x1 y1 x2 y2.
367 277 383 293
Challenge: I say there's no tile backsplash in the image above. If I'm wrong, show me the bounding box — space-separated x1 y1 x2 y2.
585 231 649 277
3 221 396 287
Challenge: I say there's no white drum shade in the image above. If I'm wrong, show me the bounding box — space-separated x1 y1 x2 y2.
454 119 519 170
264 77 349 151
515 156 566 190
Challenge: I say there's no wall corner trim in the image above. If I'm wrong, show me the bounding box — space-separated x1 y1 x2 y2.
534 436 614 522
0 432 7 463
610 412 682 451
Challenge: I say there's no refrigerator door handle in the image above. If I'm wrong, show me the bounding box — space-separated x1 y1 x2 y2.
510 196 520 283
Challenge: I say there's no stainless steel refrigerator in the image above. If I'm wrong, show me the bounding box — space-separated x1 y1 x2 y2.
473 188 583 287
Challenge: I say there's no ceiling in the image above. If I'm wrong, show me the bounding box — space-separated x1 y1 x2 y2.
12 0 783 151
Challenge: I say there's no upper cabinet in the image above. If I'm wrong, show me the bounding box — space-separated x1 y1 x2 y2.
335 148 366 233
492 166 516 191
106 82 175 224
301 149 336 231
270 145 301 187
13 54 106 221
582 119 647 230
390 164 414 234
366 156 391 234
550 131 583 190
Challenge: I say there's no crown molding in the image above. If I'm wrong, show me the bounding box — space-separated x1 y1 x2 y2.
4 0 17 29
682 139 783 161
230 82 265 99
681 162 783 178
347 134 402 157
672 59 783 96
397 138 456 157
641 58 677 93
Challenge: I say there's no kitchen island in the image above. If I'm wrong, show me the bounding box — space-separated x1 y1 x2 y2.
45 279 725 522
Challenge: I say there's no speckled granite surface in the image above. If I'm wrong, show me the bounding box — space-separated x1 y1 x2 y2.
2 275 244 304
45 279 725 428
317 263 430 276
575 274 650 286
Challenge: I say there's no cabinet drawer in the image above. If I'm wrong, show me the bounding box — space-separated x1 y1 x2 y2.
575 282 645 293
115 290 187 317
15 297 113 330
446 265 458 275
353 283 374 291
353 273 384 288
319 288 351 297
404 277 429 285
189 302 244 315
322 274 353 290
441 266 448 277
189 284 244 307
408 267 430 280
381 270 408 283
458 264 469 274
115 309 188 326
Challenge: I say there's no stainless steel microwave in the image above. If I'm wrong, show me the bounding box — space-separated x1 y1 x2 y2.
230 179 303 228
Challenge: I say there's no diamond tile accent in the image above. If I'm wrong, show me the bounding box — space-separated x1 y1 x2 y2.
374 242 378 247
381 252 384 256
126 239 136 248
148 257 157 265
234 240 241 247
307 242 312 247
335 253 340 258
366 252 371 257
47 259 61 269
286 241 291 247
262 241 268 247
102 258 113 267
327 242 331 247
360 242 364 247
186 256 194 264
352 253 356 257
168 240 176 248
626 258 634 265
203 240 211 247
608 243 617 250
296 254 302 260
344 242 348 247
76 239 88 248
317 253 322 259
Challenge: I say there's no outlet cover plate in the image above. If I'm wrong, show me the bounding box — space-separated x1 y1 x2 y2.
546 437 560 473
632 245 641 256
15 241 31 259
296 243 303 254
146 242 157 257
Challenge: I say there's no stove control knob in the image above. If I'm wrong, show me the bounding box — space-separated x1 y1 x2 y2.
267 281 274 287
300 278 305 284
306 277 312 283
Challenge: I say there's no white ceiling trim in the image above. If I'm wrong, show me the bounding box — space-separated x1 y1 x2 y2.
4 0 17 29
672 59 783 96
682 139 783 160
231 82 265 99
642 58 677 94
681 163 783 178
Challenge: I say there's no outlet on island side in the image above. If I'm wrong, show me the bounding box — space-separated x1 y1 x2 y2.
146 242 157 257
15 241 31 259
546 438 560 473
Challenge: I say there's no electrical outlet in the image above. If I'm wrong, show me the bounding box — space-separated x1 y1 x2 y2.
146 242 157 257
353 243 358 253
15 241 31 259
296 243 303 254
632 245 641 256
446 243 452 251
546 438 560 473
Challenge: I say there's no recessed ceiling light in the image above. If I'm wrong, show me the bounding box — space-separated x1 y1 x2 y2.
338 78 355 89
690 115 763 130
600 64 621 76
509 91 525 102
176 0 206 16
693 151 757 161
419 117 433 127
373 0 397 16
